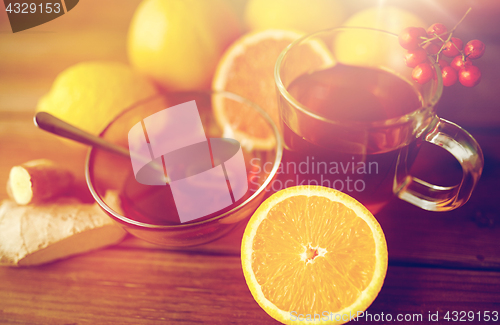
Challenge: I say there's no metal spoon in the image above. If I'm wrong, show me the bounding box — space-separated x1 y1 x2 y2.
34 112 130 158
34 112 166 178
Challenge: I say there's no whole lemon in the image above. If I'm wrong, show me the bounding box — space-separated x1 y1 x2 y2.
128 0 242 91
244 0 345 33
36 61 158 137
335 6 426 68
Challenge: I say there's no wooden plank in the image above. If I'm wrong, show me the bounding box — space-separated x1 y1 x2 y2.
0 248 271 324
0 247 499 324
0 1 499 323
376 131 500 270
119 132 500 269
362 266 500 325
1 114 500 266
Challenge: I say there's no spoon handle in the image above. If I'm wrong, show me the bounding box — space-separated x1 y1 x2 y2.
34 112 130 159
34 112 168 183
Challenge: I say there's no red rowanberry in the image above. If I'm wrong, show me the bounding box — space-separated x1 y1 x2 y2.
441 66 458 86
450 55 472 71
427 23 448 39
423 42 440 55
405 48 428 68
412 62 434 84
399 27 427 50
464 40 486 59
459 65 481 87
442 37 463 57
437 58 449 69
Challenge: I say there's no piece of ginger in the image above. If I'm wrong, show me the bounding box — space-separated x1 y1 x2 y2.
7 159 74 205
0 195 127 266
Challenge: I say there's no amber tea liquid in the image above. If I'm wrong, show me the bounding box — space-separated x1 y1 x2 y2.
281 64 424 213
115 91 278 226
120 147 272 225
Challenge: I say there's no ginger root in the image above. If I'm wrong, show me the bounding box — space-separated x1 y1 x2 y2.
0 194 127 266
7 159 74 205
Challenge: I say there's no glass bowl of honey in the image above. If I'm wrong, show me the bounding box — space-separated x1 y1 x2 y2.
86 91 282 247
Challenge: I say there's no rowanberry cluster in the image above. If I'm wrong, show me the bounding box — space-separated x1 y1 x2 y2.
398 9 485 87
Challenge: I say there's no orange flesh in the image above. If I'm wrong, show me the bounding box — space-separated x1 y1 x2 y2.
251 195 376 314
220 39 293 139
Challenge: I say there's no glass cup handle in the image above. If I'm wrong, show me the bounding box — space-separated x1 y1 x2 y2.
394 117 484 211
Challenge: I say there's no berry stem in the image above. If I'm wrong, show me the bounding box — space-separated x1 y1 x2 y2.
429 8 472 63
449 7 472 33
434 32 453 62
419 34 445 46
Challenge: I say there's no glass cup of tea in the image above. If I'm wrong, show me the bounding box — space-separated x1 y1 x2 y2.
275 27 483 214
86 91 282 247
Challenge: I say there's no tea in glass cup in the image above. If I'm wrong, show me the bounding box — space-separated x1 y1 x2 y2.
275 27 483 213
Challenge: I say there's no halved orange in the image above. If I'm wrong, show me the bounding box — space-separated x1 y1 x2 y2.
241 186 388 324
212 29 334 150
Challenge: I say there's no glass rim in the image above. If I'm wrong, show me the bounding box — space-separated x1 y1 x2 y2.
85 90 283 229
274 26 443 128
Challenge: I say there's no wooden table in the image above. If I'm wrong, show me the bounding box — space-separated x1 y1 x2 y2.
1 1 500 324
